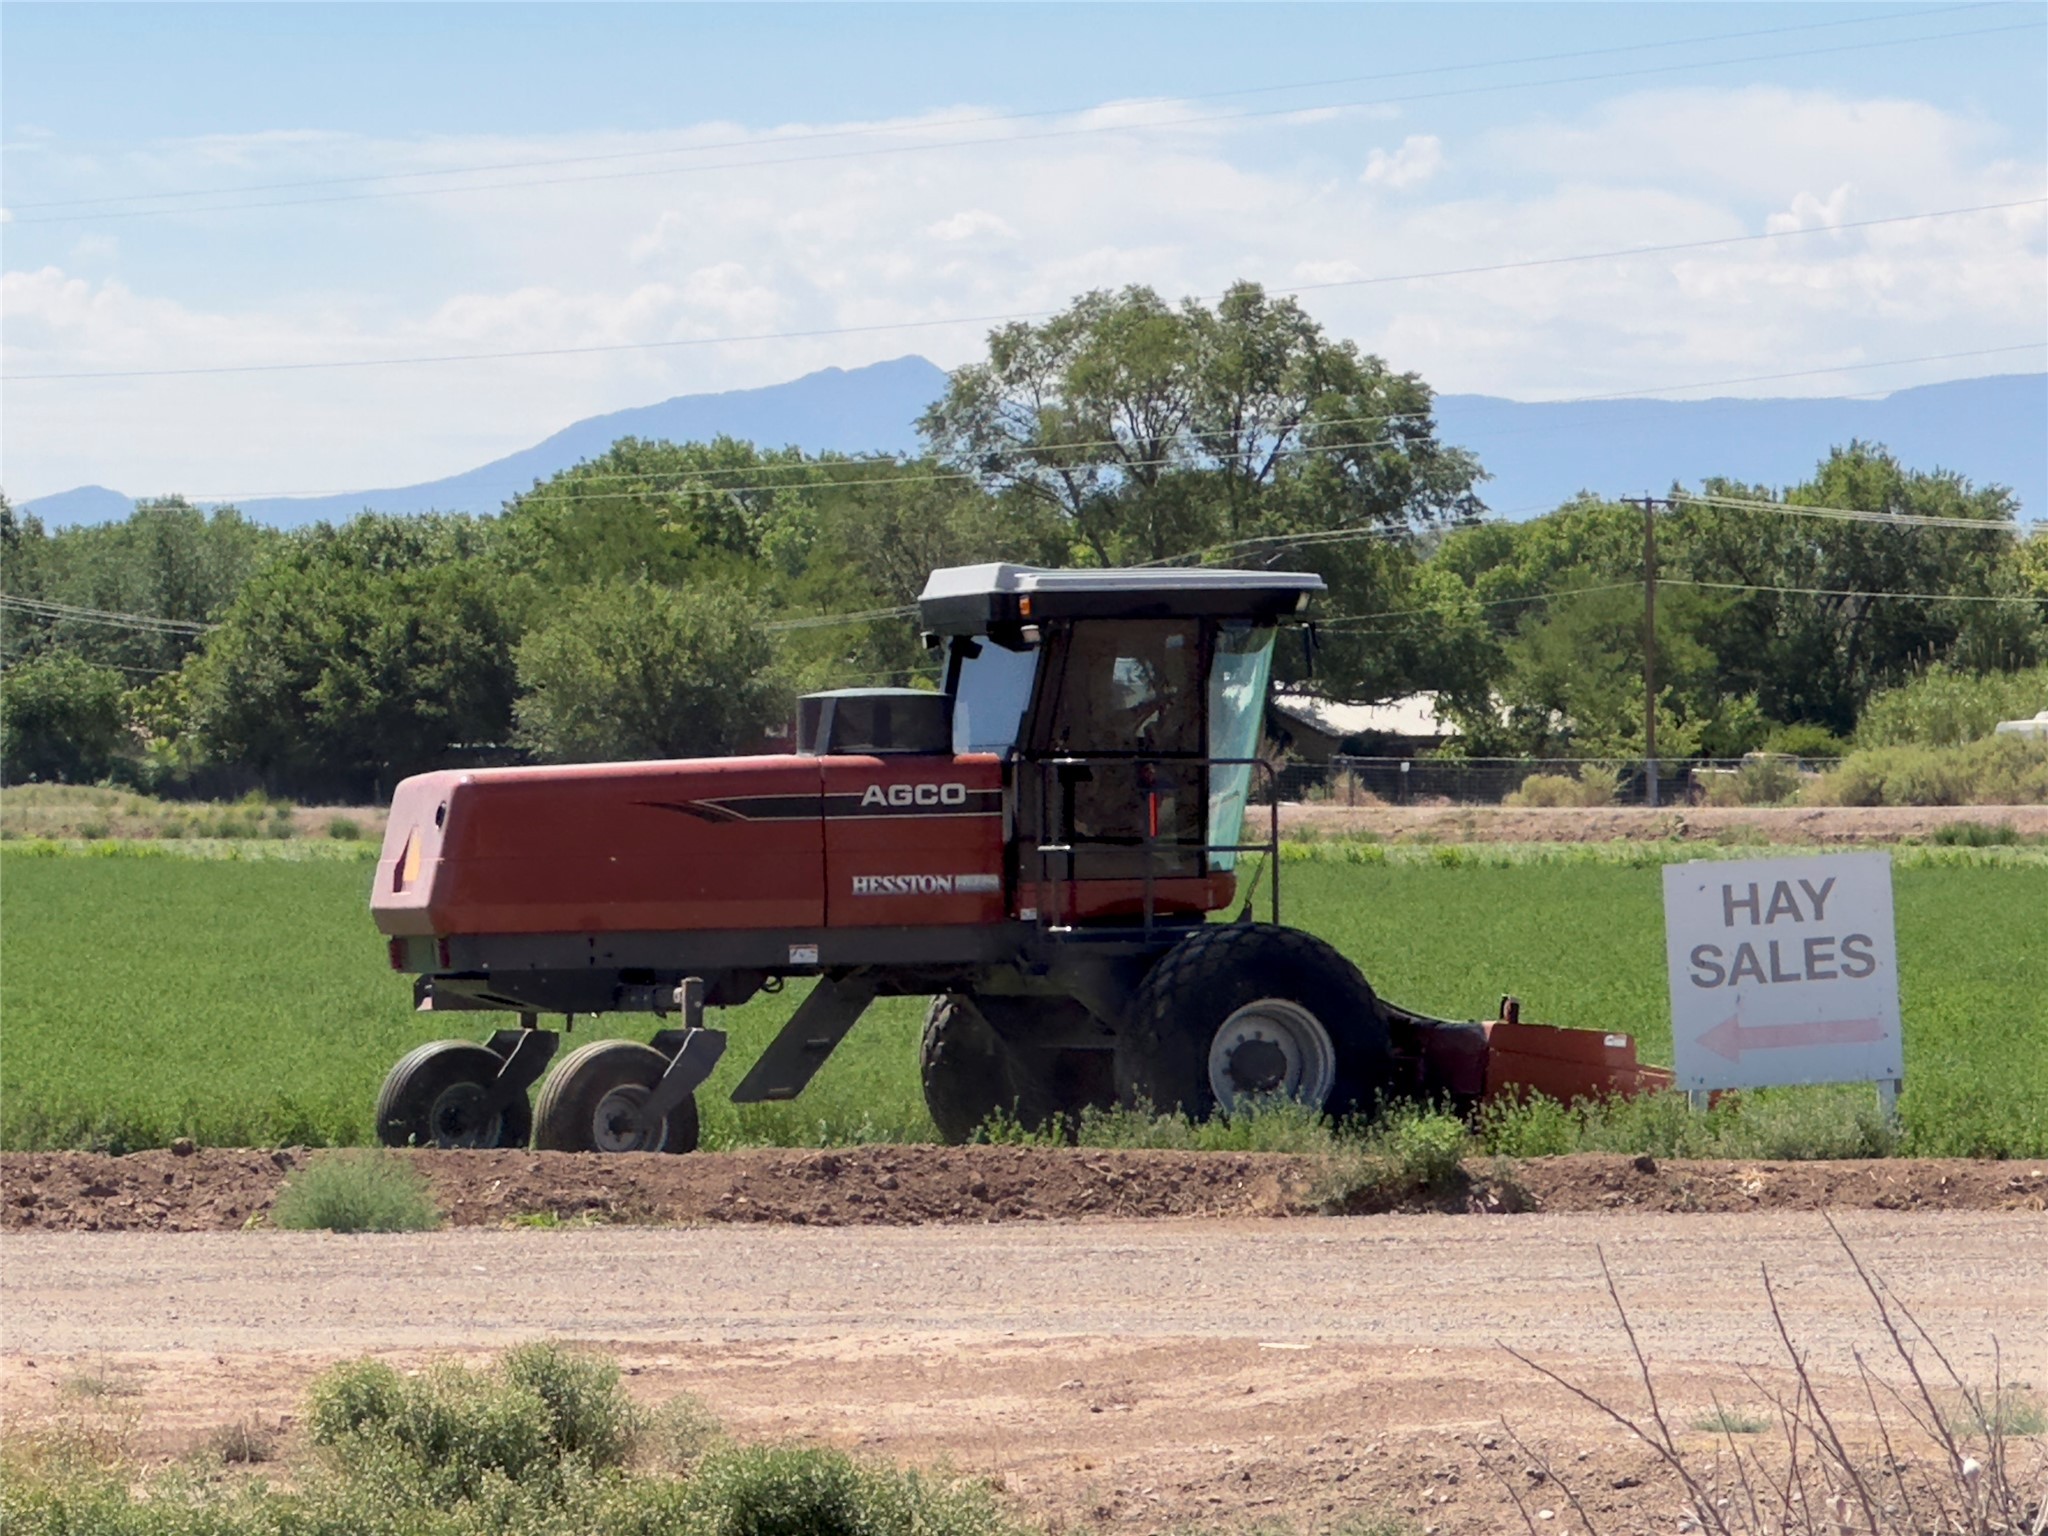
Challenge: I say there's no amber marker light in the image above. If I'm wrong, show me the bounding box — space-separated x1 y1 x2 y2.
394 829 422 892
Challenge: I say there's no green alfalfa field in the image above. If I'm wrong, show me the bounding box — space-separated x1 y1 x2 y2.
1 841 2043 1157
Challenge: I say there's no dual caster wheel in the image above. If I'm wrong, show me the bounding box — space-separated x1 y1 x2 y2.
533 1039 698 1153
375 1036 700 1153
376 1040 532 1149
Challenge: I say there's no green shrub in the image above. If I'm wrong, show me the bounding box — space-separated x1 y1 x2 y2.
500 1342 637 1468
307 1345 641 1509
634 1392 726 1473
314 1367 556 1506
1312 1104 1471 1210
1702 755 1803 808
306 1357 411 1442
1856 663 2048 748
1371 1103 1469 1191
271 1149 443 1233
326 815 364 840
1505 764 1618 808
1759 722 1850 759
686 1443 1025 1536
1805 735 2048 806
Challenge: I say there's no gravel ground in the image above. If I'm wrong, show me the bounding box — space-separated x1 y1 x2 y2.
6 1208 2043 1532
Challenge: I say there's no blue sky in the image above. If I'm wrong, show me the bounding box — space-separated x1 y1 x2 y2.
4 2 2044 500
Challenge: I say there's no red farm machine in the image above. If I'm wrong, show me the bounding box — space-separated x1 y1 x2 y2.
370 563 1669 1153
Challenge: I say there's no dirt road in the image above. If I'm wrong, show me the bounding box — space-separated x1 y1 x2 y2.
6 1211 2042 1531
1283 802 2048 844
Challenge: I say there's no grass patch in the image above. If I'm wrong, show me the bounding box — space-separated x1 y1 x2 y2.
1690 1405 1770 1435
202 1419 277 1466
1946 1388 2047 1439
270 1149 442 1233
1477 1084 1900 1162
1929 818 2034 847
0 784 337 842
1068 1097 1338 1153
57 1365 141 1402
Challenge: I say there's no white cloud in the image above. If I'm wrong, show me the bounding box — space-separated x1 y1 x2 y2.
1766 185 1853 235
1489 86 2017 207
1362 135 1443 190
925 209 1016 243
2 86 2041 500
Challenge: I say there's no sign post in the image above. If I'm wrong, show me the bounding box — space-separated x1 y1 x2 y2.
1662 852 1903 1106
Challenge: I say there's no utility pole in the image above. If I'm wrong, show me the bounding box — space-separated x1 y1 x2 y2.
1636 495 1668 808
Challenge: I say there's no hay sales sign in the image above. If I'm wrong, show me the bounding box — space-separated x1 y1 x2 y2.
1662 852 1902 1092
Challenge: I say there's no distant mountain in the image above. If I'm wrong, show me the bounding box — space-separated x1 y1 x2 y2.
1432 373 2046 520
13 484 137 525
20 355 952 529
20 362 2043 530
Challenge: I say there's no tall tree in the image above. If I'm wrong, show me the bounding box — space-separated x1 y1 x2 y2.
514 580 789 762
1 498 282 676
0 651 131 784
187 514 526 797
921 281 1485 702
1673 444 2036 734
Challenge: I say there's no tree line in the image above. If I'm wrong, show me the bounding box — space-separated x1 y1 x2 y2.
3 282 2043 799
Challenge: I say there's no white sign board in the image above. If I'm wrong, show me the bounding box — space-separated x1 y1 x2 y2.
1662 852 1902 1092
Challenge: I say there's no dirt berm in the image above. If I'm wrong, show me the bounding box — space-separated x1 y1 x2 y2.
4 1145 2044 1232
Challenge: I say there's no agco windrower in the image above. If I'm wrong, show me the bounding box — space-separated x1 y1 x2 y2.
370 563 1669 1152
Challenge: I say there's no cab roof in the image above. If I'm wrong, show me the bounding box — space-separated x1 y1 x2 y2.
917 563 1324 635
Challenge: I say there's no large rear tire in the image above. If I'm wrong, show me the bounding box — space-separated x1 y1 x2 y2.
533 1039 699 1154
1113 924 1391 1122
921 995 1111 1143
376 1040 533 1149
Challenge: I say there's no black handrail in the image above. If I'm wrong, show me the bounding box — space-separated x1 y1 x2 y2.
1024 753 1282 934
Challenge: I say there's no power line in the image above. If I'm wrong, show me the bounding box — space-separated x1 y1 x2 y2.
1665 577 2042 604
132 407 1448 502
764 604 915 634
0 592 214 634
1672 490 2026 532
1311 570 2044 641
10 16 2036 226
10 5 1987 215
12 204 2041 384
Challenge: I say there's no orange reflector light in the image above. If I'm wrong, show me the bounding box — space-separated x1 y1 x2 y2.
1019 595 1033 616
395 829 422 892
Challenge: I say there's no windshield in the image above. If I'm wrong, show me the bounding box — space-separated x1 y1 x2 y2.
951 638 1039 756
1206 623 1276 870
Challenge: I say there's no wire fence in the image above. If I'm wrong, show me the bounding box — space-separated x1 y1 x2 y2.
1273 755 1846 809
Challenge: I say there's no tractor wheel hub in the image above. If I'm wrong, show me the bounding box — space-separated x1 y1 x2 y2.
1207 998 1337 1113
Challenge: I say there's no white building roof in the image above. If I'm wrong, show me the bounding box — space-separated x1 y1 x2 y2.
1272 688 1459 740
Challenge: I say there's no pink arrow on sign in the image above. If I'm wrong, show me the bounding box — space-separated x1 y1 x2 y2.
1698 1011 1887 1063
